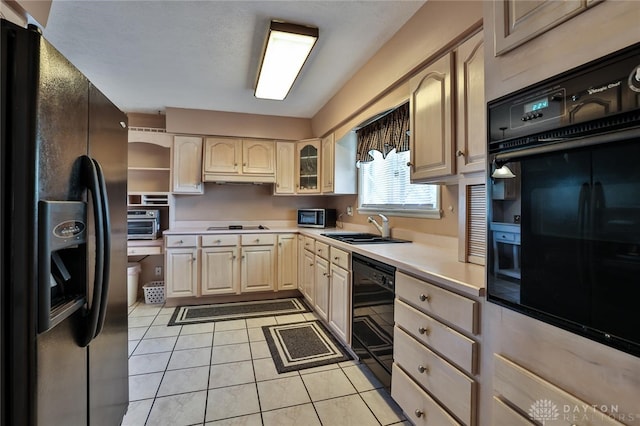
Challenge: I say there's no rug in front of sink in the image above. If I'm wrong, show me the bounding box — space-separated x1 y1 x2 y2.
168 298 310 326
263 320 351 373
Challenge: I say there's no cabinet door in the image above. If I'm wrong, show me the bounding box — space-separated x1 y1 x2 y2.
302 249 316 306
314 257 330 321
275 142 295 194
409 53 454 182
320 134 334 193
277 234 298 291
173 136 203 193
241 245 275 292
493 0 585 56
242 140 275 175
203 137 240 174
329 264 350 344
165 248 198 298
201 246 239 295
296 139 320 193
456 32 485 174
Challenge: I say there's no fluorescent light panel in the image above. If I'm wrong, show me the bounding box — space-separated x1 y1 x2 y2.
255 21 318 101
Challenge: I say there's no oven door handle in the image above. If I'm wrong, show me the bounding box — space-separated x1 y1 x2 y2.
495 126 640 163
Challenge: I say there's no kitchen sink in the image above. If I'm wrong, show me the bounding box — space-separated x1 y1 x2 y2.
321 232 410 244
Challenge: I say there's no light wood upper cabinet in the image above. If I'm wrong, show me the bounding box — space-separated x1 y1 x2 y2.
408 52 454 182
493 0 595 56
456 32 486 175
242 139 275 175
296 139 321 194
320 132 357 195
172 136 203 194
275 142 295 194
203 137 240 175
203 137 275 183
320 134 335 193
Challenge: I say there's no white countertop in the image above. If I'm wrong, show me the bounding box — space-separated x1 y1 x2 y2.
163 224 485 298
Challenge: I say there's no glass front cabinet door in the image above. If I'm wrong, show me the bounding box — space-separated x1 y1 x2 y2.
296 139 321 194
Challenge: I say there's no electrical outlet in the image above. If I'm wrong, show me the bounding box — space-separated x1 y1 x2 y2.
346 206 353 216
155 266 162 277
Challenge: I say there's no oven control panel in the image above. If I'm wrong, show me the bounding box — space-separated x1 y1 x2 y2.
489 42 640 145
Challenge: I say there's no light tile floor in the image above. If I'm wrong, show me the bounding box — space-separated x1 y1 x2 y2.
123 301 408 426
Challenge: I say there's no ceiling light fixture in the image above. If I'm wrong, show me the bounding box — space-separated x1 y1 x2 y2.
255 20 319 101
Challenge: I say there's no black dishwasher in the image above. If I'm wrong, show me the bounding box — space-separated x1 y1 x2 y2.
351 253 395 389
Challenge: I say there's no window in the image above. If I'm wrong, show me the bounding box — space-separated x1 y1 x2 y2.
358 149 440 218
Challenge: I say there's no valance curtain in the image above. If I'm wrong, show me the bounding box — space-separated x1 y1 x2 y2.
356 102 409 163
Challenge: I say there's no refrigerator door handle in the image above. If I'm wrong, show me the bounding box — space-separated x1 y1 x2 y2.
92 158 111 338
79 155 105 347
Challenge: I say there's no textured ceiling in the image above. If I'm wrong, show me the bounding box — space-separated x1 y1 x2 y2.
41 0 426 118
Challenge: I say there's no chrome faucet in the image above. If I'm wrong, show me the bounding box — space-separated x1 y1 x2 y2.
367 214 389 238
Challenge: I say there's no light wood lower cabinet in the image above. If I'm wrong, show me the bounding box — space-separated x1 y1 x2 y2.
328 259 350 344
277 234 297 291
240 232 276 292
493 354 625 426
165 233 282 299
201 246 239 295
394 327 476 425
165 247 198 298
492 397 535 426
301 249 316 306
314 256 330 321
393 271 480 425
392 364 461 425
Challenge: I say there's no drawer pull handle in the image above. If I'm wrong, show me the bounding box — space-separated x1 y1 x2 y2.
418 365 429 374
418 327 430 335
177 240 183 244
334 256 339 260
419 293 430 302
255 239 260 243
414 409 424 418
216 239 221 244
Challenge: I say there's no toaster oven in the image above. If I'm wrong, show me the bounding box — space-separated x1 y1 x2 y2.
127 209 160 240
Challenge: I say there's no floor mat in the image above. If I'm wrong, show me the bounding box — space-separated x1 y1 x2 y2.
168 298 310 326
263 320 352 373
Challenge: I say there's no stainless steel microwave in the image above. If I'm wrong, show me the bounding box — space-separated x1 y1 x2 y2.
297 209 337 228
127 209 160 240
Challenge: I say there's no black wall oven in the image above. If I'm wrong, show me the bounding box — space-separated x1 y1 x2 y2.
487 42 640 356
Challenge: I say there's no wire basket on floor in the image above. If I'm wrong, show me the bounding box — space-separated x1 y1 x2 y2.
143 281 165 304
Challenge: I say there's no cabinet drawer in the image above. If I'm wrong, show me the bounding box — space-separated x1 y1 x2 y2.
394 326 475 425
302 236 315 252
396 272 478 335
391 363 461 426
494 355 624 426
202 234 239 247
492 397 534 426
127 246 162 256
330 246 350 270
241 233 275 246
165 235 197 248
395 299 477 375
315 241 329 259
493 231 520 244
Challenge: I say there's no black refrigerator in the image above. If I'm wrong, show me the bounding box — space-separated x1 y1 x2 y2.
1 20 129 425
